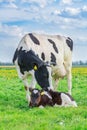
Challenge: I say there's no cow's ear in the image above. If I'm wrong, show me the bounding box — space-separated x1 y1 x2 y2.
29 87 33 93
33 62 44 70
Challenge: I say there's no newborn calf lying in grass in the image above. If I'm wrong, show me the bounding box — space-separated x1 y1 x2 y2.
29 88 77 108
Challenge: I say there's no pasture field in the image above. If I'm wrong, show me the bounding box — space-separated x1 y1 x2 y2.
0 67 87 130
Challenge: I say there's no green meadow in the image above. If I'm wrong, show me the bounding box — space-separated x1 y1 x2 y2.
0 67 87 130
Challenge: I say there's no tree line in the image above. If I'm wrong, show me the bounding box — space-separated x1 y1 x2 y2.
0 60 87 66
72 61 87 66
0 62 13 66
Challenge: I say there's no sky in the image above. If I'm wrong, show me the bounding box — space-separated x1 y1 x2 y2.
0 0 87 62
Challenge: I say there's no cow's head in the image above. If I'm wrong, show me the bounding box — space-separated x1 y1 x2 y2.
29 88 41 107
34 63 51 90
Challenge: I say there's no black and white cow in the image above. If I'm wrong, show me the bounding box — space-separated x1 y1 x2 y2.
13 33 73 103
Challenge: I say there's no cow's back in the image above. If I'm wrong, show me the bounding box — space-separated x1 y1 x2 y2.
18 33 70 60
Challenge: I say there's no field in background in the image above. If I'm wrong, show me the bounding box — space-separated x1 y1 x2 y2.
0 67 87 130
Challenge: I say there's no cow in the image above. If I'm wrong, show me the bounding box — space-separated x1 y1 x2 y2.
13 33 73 104
29 88 77 108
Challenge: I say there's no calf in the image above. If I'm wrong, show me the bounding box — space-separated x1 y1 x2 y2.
13 33 73 103
29 88 77 108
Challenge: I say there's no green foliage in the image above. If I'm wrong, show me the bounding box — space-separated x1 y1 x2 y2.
0 67 87 130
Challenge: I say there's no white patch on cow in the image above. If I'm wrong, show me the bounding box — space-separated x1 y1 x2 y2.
61 93 77 107
33 90 39 94
44 91 52 99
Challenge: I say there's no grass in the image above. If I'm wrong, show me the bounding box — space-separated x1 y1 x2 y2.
0 67 87 130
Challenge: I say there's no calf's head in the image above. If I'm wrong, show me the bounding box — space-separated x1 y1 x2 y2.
29 88 41 107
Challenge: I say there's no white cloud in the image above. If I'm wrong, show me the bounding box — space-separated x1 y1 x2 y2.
4 2 17 8
8 2 17 8
0 8 32 22
0 0 15 2
0 4 87 31
65 7 80 15
61 0 72 5
21 0 54 8
63 17 87 29
76 36 87 42
0 0 17 8
0 23 24 37
54 10 61 15
82 5 87 11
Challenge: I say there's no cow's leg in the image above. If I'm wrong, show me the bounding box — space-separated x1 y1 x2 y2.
23 78 30 103
29 70 36 89
65 63 72 95
64 61 72 95
64 59 72 95
23 72 36 104
23 77 36 104
16 68 30 103
47 67 53 90
53 79 59 90
67 68 72 95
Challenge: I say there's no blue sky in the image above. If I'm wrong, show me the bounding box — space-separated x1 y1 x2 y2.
0 0 87 62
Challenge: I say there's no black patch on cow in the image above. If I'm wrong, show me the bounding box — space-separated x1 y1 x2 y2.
50 52 56 66
16 47 44 74
66 37 73 51
48 39 58 53
41 52 45 61
29 33 40 45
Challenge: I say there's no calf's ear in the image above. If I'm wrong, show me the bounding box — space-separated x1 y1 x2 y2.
29 87 33 92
